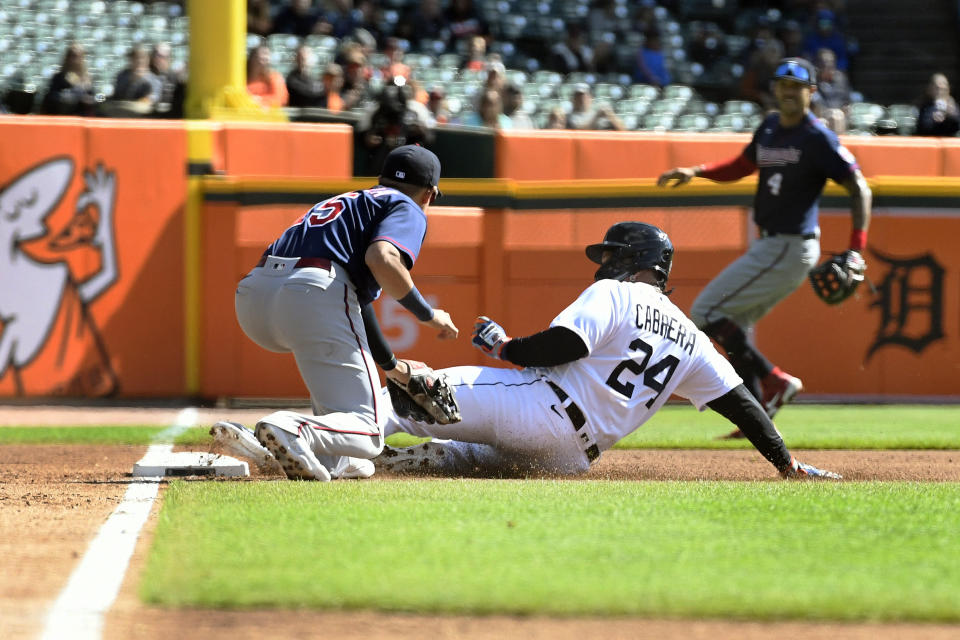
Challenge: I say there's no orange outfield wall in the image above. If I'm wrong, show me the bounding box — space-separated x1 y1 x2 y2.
496 130 960 179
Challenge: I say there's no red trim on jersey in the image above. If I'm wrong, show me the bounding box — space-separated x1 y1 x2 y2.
698 154 757 182
849 229 867 251
343 282 380 425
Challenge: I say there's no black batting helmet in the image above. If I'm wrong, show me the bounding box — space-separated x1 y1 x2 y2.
585 222 674 289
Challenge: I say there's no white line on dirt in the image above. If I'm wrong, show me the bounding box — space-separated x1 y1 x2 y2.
39 407 199 640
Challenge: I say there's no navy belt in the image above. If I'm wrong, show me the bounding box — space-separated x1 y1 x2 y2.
547 380 600 462
256 254 332 270
759 229 817 240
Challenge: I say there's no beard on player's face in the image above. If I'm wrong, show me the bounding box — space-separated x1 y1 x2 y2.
774 79 812 117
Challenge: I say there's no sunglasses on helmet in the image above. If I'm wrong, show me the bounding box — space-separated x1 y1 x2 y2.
774 61 813 84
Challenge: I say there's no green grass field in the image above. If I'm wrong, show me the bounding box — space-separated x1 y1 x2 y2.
142 480 960 621
4 404 959 622
4 405 956 449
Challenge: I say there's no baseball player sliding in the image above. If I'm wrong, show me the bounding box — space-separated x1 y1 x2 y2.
213 145 458 481
376 222 841 480
657 57 871 431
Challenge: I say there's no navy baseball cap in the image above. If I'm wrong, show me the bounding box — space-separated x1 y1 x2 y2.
380 145 443 197
774 57 817 86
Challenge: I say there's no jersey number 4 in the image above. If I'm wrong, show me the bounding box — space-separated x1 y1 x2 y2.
605 337 679 408
304 192 359 227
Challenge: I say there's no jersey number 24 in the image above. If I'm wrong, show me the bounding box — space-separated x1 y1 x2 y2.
606 337 679 408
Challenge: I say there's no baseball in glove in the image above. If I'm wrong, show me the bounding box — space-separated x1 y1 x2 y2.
809 250 866 305
387 362 462 425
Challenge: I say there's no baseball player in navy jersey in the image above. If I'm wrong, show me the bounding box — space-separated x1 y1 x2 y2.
213 145 458 481
657 57 871 427
374 222 840 480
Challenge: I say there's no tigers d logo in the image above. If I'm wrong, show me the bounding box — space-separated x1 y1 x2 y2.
866 249 945 362
0 157 119 396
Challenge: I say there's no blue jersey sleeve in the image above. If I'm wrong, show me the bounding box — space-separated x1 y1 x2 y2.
818 130 859 184
371 200 427 269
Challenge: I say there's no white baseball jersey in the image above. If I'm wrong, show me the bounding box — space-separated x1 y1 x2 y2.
545 279 742 451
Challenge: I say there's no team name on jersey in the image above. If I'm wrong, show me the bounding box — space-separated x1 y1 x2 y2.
634 303 696 355
756 145 802 166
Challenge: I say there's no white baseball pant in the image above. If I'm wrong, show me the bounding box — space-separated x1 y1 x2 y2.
381 366 599 476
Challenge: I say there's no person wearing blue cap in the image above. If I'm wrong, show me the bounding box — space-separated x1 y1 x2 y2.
657 57 872 433
215 144 459 481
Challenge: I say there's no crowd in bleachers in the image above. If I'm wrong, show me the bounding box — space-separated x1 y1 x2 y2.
1 0 957 139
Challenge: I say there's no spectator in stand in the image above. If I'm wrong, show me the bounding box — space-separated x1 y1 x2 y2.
111 45 160 114
426 85 451 125
357 77 434 172
274 0 321 38
396 0 449 46
634 29 670 88
462 35 488 72
321 63 345 111
247 45 289 108
287 45 326 108
503 83 534 129
544 106 567 129
247 0 273 37
812 47 851 133
462 89 511 129
338 42 370 110
318 0 365 40
445 0 489 51
779 20 805 59
42 43 97 116
551 24 594 75
150 42 185 118
381 37 412 81
688 22 728 73
482 61 506 93
566 83 626 131
739 38 784 112
738 18 776 66
802 9 848 71
589 0 625 36
916 73 960 137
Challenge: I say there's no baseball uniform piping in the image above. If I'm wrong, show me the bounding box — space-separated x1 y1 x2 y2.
703 240 790 322
343 282 380 427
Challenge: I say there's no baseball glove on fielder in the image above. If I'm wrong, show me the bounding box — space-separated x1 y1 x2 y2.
809 250 866 305
387 363 462 425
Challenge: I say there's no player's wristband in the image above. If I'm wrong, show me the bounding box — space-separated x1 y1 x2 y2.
849 229 867 252
398 287 434 322
380 354 398 372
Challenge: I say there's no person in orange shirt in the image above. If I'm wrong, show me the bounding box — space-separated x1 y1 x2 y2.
247 44 289 108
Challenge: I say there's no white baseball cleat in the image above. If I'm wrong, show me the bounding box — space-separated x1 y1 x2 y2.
210 421 281 472
331 457 376 479
254 420 331 482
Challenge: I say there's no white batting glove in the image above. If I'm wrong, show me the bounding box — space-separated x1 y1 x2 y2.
471 316 511 359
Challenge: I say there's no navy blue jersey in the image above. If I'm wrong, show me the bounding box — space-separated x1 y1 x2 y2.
744 112 858 235
267 186 427 305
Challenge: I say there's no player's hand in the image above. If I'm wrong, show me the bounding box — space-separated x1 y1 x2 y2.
384 358 425 385
471 316 511 359
780 456 842 480
656 167 697 188
423 308 458 339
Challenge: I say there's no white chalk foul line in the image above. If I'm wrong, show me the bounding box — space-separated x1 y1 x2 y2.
39 407 199 640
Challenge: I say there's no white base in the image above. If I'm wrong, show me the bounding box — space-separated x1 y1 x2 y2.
133 451 249 478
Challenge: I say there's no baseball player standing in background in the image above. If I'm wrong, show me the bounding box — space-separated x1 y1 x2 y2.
376 222 841 480
656 57 871 429
214 145 458 481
